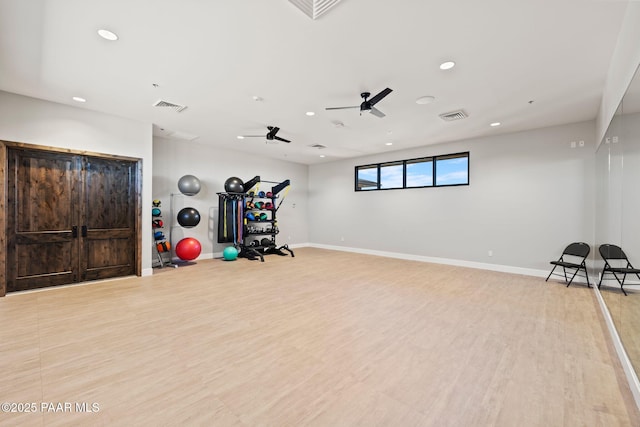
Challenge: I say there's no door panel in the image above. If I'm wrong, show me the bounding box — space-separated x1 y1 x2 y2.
5 147 140 293
81 157 136 281
7 150 79 292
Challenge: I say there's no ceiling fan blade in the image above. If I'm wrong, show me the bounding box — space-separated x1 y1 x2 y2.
325 106 359 110
368 88 393 107
241 135 265 138
274 136 291 143
267 126 280 139
369 107 386 118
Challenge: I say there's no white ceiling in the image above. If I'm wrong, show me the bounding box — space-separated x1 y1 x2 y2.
0 0 630 164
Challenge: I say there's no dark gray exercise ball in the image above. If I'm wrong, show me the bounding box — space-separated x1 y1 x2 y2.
178 174 201 196
224 176 244 193
177 207 201 228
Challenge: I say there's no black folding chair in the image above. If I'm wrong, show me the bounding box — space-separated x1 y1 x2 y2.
545 242 591 288
597 244 640 296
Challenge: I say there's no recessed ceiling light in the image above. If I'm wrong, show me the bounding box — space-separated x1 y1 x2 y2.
237 135 245 139
306 111 315 116
319 155 326 158
490 122 501 127
97 29 118 41
416 96 435 105
252 96 263 102
72 96 86 103
440 61 455 70
385 142 393 146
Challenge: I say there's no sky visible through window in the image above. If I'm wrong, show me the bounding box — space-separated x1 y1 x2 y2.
406 160 433 187
435 157 468 185
380 163 403 189
357 167 377 190
355 152 468 191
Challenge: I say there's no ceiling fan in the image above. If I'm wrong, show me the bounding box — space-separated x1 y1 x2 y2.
326 88 393 118
240 126 291 143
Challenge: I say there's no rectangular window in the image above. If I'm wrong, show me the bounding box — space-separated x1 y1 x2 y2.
355 151 468 191
380 161 404 189
406 158 433 187
435 153 469 186
356 165 378 190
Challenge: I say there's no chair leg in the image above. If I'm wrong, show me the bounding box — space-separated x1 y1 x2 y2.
598 268 607 289
562 266 568 283
621 274 628 296
545 265 557 282
584 266 591 288
566 268 579 288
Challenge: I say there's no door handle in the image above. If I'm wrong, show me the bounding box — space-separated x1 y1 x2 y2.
81 225 88 237
72 226 78 238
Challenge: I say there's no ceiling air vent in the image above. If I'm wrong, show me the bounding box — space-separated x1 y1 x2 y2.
289 0 343 20
310 144 327 149
153 99 188 113
439 110 468 121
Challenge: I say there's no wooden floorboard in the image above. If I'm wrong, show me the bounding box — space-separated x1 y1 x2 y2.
0 247 638 426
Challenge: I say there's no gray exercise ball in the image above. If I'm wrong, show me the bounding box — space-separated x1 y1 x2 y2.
177 174 201 196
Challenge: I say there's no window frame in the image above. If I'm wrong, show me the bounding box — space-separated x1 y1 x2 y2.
354 151 469 192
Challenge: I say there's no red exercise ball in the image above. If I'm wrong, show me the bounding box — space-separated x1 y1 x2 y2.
175 237 201 261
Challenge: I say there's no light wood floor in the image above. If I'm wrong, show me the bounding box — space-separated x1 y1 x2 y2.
1 248 638 426
601 284 640 383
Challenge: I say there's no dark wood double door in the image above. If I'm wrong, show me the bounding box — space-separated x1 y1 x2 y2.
5 146 140 293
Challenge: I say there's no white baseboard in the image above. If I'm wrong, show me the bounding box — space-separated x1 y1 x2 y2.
308 243 552 279
594 286 640 411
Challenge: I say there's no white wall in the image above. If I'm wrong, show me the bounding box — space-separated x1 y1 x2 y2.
152 137 309 259
0 90 154 274
309 121 595 272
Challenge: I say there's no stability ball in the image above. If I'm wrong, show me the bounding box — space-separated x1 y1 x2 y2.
223 246 238 261
175 237 201 261
178 175 201 196
177 207 201 228
224 176 244 193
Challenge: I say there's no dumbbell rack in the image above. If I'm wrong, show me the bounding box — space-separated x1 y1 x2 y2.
217 178 294 262
242 192 293 262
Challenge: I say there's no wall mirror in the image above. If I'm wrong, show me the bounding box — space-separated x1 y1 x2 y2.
597 63 640 378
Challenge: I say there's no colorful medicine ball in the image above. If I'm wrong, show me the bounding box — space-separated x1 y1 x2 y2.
266 192 273 198
224 177 244 193
175 237 201 261
177 175 201 196
152 219 164 228
152 199 161 207
254 201 263 209
177 207 201 228
246 212 255 221
152 208 161 217
259 213 268 221
157 241 171 253
154 231 165 241
265 202 273 210
258 191 266 198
